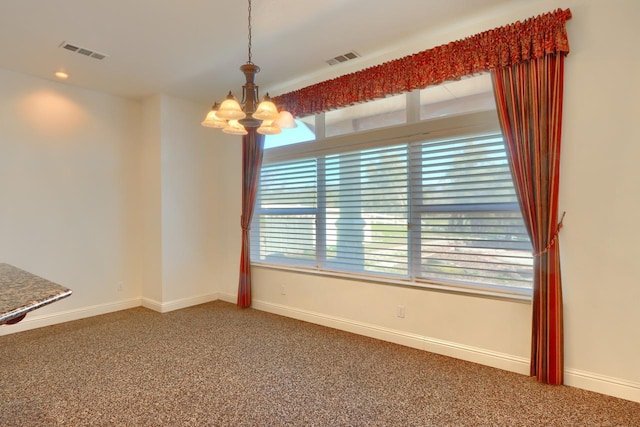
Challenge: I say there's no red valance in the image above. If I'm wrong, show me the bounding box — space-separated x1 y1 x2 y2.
273 8 571 118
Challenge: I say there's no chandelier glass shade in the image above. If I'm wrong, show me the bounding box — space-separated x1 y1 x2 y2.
217 93 246 121
255 120 280 135
223 119 249 136
202 0 296 136
201 103 227 128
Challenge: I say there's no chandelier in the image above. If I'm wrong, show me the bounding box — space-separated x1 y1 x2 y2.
201 0 296 136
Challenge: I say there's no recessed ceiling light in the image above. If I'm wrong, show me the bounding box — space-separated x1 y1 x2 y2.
55 71 69 80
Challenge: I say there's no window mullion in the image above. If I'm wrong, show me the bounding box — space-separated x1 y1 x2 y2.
407 90 420 124
316 112 326 141
408 142 422 280
251 177 263 261
317 157 326 268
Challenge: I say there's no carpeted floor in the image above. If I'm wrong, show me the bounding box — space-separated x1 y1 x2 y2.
1 300 638 426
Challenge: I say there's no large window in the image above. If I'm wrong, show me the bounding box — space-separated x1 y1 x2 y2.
252 75 533 297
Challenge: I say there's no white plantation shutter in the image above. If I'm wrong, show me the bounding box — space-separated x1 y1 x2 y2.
252 159 317 266
252 116 533 292
324 145 409 276
413 134 532 288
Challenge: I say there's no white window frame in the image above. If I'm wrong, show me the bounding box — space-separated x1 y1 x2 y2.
253 90 533 301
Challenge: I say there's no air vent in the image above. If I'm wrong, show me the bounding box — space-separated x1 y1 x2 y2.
59 41 109 60
326 51 360 66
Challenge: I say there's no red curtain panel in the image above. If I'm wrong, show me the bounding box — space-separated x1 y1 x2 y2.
237 129 265 308
492 54 566 384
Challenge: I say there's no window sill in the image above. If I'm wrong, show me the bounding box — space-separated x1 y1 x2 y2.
251 262 532 304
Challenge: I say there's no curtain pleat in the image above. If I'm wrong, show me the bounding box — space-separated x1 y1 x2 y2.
491 54 565 384
237 129 265 308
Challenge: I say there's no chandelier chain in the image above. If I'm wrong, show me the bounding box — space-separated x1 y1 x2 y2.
247 0 253 64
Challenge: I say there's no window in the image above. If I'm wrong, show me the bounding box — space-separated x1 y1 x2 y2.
325 93 406 137
264 117 316 149
253 75 533 296
420 73 496 120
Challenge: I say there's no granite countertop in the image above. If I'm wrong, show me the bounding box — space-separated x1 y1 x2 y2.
0 263 72 325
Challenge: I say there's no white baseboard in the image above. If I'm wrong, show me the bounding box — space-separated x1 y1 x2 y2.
2 292 220 335
0 297 142 336
141 292 219 313
217 292 237 304
565 368 640 403
421 337 530 375
249 297 528 374
140 297 162 313
247 296 640 403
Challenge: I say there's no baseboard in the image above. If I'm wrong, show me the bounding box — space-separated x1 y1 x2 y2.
249 297 528 374
2 292 221 335
247 296 640 403
0 297 142 336
217 292 237 304
421 337 530 374
141 292 220 313
565 368 640 403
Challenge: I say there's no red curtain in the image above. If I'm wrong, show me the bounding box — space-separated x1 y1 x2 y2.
237 128 265 308
269 8 572 382
492 54 566 384
274 9 571 117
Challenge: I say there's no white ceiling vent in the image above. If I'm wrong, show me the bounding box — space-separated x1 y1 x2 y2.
326 51 360 66
59 41 109 60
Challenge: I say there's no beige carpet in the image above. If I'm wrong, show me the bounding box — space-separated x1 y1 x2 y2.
1 300 638 426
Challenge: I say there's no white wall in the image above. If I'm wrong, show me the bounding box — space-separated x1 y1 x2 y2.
0 68 143 324
216 137 243 299
158 94 224 306
1 0 638 403
558 0 640 396
140 95 163 303
139 94 229 311
0 73 229 327
223 0 640 402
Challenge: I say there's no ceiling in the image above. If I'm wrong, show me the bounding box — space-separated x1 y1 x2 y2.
0 0 519 105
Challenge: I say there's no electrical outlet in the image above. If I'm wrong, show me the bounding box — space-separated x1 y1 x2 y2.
280 285 286 295
396 305 405 318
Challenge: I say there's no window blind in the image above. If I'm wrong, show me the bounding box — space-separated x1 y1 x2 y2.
414 134 532 288
324 145 409 276
252 131 533 291
252 159 317 266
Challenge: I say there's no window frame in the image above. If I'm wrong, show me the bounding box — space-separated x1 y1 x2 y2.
253 91 533 301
